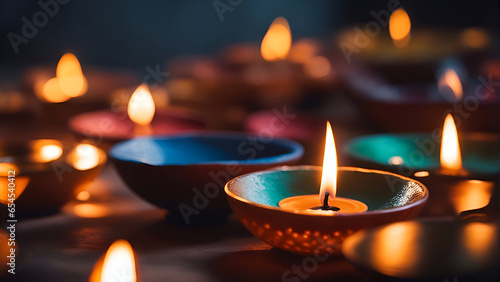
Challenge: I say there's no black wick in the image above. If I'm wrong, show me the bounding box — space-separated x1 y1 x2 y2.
312 192 340 211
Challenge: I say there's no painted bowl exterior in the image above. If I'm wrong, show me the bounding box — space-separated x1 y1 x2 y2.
225 166 428 255
110 133 304 223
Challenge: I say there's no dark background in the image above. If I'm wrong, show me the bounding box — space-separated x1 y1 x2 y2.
0 0 498 74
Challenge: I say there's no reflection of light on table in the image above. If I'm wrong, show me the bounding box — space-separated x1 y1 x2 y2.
371 223 419 276
462 222 496 265
451 180 493 214
76 191 90 201
71 203 110 218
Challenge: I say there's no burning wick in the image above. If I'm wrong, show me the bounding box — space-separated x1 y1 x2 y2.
278 122 368 215
310 192 340 212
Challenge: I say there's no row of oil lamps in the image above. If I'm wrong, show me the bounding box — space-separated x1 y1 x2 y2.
1 7 497 281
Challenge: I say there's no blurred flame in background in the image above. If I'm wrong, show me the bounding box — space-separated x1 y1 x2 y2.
69 144 100 171
127 84 156 126
35 53 88 103
32 140 64 163
438 69 463 102
389 8 411 48
261 17 292 61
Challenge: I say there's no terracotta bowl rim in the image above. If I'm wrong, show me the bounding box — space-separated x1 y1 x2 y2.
225 165 429 217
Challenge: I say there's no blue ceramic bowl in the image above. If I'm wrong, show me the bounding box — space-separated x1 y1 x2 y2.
110 132 304 223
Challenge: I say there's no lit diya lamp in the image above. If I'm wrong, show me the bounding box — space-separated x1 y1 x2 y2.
23 53 139 123
68 84 206 149
89 239 139 282
168 17 338 112
0 139 106 216
345 53 499 132
338 8 491 84
225 122 428 255
346 114 498 217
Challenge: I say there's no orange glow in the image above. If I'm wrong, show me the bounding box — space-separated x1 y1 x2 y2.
31 140 64 163
36 53 87 103
90 240 137 282
260 17 292 62
76 191 90 201
438 69 463 101
389 8 411 48
461 28 489 49
0 163 29 205
71 203 110 218
56 53 88 97
288 39 318 64
69 144 100 171
127 84 155 126
371 223 419 276
440 114 462 172
39 144 63 162
41 77 72 103
0 163 18 176
461 223 496 263
320 121 338 204
451 180 493 214
414 171 429 178
304 56 331 78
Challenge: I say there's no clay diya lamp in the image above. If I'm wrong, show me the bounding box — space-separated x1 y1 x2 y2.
68 84 206 150
344 57 499 132
168 17 338 110
244 110 327 165
22 53 140 124
109 132 304 224
89 239 141 282
0 139 106 216
342 219 498 280
346 114 499 217
225 122 428 255
337 7 491 84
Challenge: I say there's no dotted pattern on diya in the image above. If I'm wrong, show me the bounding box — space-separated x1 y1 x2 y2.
240 218 355 255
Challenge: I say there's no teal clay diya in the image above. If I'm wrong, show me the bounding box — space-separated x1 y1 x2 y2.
225 123 428 255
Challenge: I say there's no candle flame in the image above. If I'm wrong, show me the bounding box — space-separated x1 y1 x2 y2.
260 17 292 62
440 114 462 171
39 144 63 162
56 53 88 97
320 121 338 204
32 140 64 163
389 8 411 48
37 53 87 103
69 144 100 171
127 84 155 126
97 240 137 282
438 69 463 101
